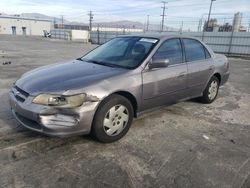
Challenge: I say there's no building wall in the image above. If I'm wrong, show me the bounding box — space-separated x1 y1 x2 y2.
50 29 89 42
71 30 89 42
233 12 241 32
92 27 143 32
0 17 52 36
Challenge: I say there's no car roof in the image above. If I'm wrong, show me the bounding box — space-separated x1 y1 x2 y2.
119 33 198 41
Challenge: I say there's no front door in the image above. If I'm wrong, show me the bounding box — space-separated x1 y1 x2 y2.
142 38 188 110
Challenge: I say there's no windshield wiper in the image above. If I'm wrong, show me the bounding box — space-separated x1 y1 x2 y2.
83 59 125 68
76 57 83 61
85 59 106 66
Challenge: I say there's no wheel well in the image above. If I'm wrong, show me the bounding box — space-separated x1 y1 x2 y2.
213 73 221 84
114 91 138 117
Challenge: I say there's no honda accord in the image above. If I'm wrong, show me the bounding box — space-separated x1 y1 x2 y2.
9 35 230 142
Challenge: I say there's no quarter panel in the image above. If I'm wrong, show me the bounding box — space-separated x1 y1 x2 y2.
187 58 214 95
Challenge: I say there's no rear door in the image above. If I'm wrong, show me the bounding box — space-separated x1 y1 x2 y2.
182 38 214 96
142 38 188 110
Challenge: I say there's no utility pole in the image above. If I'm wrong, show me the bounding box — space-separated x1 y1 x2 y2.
161 1 167 32
88 11 94 31
206 0 216 30
146 15 150 32
61 15 64 29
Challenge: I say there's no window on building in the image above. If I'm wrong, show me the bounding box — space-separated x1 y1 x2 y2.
11 26 16 35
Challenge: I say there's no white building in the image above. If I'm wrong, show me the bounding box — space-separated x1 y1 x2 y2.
0 15 52 36
91 27 143 33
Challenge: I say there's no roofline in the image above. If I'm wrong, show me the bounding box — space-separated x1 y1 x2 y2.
116 33 206 41
117 33 186 40
0 15 52 22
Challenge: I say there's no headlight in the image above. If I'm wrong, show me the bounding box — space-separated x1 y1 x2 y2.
33 94 86 108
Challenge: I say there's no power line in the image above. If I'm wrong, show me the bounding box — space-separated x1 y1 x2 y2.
92 0 230 15
161 1 167 32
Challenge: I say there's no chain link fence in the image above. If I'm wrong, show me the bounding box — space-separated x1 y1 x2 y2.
90 30 250 57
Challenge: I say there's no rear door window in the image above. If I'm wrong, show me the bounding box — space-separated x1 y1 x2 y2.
183 39 206 62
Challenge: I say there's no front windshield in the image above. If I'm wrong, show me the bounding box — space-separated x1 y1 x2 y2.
81 37 159 69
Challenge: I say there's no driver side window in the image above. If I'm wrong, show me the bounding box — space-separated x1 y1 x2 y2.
153 38 183 65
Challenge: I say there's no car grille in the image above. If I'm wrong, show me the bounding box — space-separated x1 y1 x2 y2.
15 111 42 130
12 85 30 103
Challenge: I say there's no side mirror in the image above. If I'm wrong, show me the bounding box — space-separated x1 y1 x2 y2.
148 59 170 69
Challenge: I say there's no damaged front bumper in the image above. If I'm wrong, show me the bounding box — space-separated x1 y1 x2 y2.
9 87 99 137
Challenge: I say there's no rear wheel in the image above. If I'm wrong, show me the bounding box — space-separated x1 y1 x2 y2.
92 94 133 143
200 76 219 104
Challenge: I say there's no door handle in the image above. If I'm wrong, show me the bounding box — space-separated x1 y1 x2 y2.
209 66 214 70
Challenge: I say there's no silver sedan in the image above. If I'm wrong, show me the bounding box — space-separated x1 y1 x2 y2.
9 35 230 142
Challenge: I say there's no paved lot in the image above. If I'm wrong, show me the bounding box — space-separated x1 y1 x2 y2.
0 35 250 188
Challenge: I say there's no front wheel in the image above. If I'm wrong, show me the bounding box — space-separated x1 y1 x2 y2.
200 76 220 104
91 94 134 143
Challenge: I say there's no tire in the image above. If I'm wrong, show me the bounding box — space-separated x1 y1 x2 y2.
91 94 134 143
200 76 220 104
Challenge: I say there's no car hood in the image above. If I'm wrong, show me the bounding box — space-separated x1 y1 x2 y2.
15 60 127 95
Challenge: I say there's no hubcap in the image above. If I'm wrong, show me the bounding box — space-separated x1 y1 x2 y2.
103 104 129 136
208 80 218 100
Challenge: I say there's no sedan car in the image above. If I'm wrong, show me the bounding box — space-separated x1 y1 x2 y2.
9 35 230 142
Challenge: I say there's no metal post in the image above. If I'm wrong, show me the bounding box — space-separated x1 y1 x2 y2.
53 17 56 29
61 15 64 29
228 30 234 55
201 19 205 41
198 19 202 32
228 17 236 55
97 24 100 44
146 15 150 32
248 19 250 32
180 21 183 34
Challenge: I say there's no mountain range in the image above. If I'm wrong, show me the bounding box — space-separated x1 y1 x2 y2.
10 13 145 29
0 12 173 31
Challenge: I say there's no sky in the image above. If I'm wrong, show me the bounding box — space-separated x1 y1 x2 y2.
1 0 250 29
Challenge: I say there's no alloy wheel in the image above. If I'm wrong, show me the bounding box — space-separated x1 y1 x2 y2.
208 80 218 100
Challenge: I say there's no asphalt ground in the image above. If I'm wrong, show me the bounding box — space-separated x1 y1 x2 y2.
0 35 250 188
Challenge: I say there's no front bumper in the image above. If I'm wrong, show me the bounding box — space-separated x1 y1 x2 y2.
9 90 99 137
